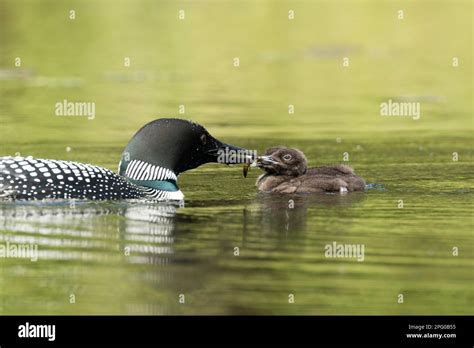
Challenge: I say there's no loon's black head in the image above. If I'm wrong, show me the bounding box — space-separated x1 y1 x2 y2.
119 118 252 177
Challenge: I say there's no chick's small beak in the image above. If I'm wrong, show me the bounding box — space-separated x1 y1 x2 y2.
256 155 279 167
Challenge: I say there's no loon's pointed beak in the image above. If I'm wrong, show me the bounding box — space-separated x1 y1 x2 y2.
206 140 255 165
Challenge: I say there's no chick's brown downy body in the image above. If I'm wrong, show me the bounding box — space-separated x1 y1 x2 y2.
256 147 365 193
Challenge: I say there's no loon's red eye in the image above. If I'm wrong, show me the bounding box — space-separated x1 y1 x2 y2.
200 134 207 145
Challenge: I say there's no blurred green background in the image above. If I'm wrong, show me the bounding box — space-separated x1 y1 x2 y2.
0 0 472 315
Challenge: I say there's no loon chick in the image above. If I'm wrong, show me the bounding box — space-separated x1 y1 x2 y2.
255 146 365 194
0 118 251 201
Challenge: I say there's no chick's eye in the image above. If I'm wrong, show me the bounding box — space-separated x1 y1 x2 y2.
200 134 207 145
283 154 292 161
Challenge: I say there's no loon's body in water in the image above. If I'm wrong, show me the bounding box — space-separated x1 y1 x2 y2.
255 147 365 193
0 118 251 201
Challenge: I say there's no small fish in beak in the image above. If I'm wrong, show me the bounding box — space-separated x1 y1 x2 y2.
243 163 250 178
242 155 257 178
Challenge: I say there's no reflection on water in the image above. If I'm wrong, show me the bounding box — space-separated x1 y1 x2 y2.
254 192 365 235
0 192 368 314
0 201 179 263
0 176 471 315
0 194 365 263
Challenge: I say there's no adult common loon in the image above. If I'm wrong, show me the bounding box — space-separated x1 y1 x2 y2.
255 146 365 193
0 118 252 201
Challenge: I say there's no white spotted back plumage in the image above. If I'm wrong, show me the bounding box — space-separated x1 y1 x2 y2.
0 156 183 201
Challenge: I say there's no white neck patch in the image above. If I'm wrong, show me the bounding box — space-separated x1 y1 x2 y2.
123 160 177 181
